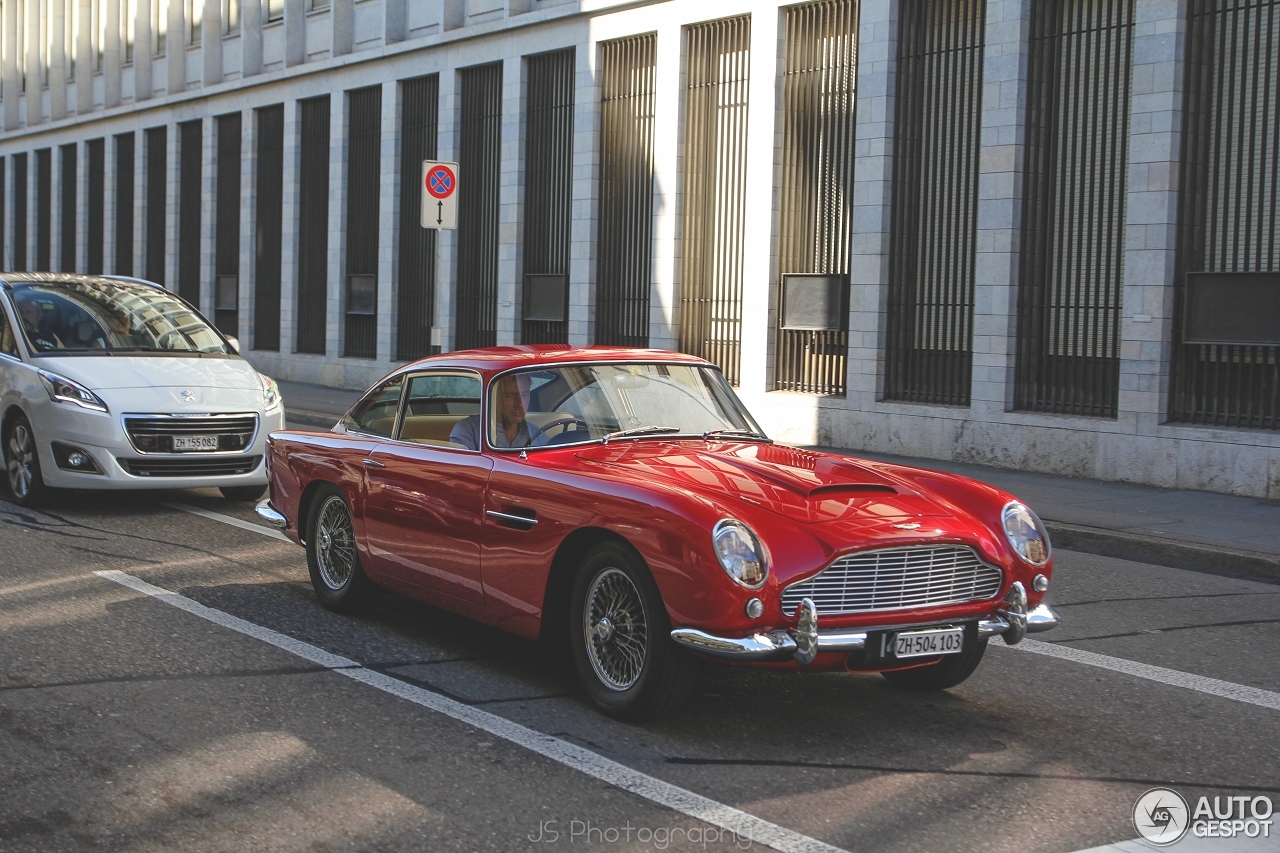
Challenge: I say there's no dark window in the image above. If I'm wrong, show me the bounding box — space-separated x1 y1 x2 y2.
254 105 284 352
1170 0 1280 430
342 376 405 437
680 16 751 386
61 143 79 272
145 127 167 286
87 139 105 274
885 0 984 406
396 75 439 362
215 113 241 337
775 1 858 396
1015 0 1134 418
521 48 575 345
455 62 502 351
297 95 331 355
345 86 381 359
595 34 655 348
36 149 51 271
115 133 135 276
179 120 203 306
13 154 27 272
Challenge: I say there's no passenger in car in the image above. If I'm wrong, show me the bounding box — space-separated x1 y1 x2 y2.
449 373 548 451
15 298 64 351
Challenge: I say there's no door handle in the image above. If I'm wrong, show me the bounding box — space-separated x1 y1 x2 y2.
362 458 386 468
486 510 538 527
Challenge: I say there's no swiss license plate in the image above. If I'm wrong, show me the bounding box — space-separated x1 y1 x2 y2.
172 435 219 452
893 627 965 659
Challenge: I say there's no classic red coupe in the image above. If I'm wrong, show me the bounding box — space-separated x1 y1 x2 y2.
257 347 1060 720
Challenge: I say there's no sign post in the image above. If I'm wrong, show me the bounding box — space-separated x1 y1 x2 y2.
421 161 459 230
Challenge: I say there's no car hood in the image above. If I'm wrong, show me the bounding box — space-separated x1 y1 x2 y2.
35 355 262 392
572 441 956 525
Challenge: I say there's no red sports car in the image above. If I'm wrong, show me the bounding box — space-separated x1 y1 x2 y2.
257 347 1060 720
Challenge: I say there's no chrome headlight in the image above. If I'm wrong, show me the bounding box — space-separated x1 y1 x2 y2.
712 519 769 589
38 370 109 413
1002 502 1051 566
260 374 281 411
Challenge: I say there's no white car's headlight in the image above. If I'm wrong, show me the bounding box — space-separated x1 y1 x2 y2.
260 374 281 411
712 519 769 589
1002 502 1051 566
38 370 109 413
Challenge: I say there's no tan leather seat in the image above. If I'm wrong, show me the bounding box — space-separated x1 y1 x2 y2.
401 414 470 445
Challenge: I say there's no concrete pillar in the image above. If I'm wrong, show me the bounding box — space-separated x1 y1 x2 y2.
436 69 458 351
239 107 254 346
133 129 146 276
332 0 353 57
200 117 216 315
568 40 596 346
167 0 184 93
165 122 179 290
376 79 396 362
285 0 305 67
328 91 346 358
105 136 118 274
105 0 123 108
203 0 222 86
3 1 19 130
135 0 153 101
385 0 406 44
50 147 63 271
496 54 522 346
242 0 263 77
649 16 682 351
77 0 94 113
27 0 44 123
49 0 68 120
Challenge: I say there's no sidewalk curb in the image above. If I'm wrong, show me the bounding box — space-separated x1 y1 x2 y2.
1044 521 1280 581
284 409 341 429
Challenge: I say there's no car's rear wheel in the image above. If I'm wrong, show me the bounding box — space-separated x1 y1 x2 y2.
220 485 266 502
569 541 697 721
306 485 380 614
881 638 988 691
5 414 50 508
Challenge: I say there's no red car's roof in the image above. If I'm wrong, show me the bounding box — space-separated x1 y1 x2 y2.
396 345 714 376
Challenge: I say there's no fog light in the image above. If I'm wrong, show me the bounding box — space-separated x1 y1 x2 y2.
68 452 89 468
1033 573 1049 593
744 598 764 619
52 442 104 474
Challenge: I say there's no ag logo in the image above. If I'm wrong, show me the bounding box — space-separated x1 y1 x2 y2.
1134 787 1190 846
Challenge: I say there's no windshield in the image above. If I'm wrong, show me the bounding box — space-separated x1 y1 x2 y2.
485 363 767 450
9 279 231 356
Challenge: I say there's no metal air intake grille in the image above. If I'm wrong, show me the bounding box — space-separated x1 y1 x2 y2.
123 414 258 454
781 545 1002 616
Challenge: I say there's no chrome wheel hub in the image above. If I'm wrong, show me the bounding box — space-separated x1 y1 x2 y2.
315 496 355 591
584 568 647 691
7 425 35 498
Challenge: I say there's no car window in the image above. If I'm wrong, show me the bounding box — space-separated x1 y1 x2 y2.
0 305 18 358
397 372 482 448
342 377 404 438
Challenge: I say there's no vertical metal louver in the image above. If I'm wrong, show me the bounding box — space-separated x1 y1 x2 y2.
680 16 751 385
87 139 105 274
215 113 242 337
596 34 656 348
885 0 984 405
776 1 858 396
178 120 203 306
116 134 135 277
13 154 28 272
1015 0 1134 418
345 86 381 359
397 75 439 362
254 105 285 352
36 149 51 271
145 127 166 286
1171 0 1280 430
456 62 502 351
297 95 331 355
522 48 575 345
61 143 79 272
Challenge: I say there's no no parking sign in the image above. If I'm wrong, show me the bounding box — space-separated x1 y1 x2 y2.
421 161 459 230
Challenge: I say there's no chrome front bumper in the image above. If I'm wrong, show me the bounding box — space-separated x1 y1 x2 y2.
670 587 1061 665
254 499 289 531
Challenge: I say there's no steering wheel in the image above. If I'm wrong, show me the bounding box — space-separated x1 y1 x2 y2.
536 414 590 437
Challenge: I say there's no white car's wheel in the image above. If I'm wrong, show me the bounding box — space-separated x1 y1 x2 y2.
5 414 50 507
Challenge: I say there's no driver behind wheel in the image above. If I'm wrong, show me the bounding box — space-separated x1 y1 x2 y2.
449 373 549 451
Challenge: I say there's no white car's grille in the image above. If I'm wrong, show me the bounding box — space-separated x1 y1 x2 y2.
123 414 258 454
781 546 1003 616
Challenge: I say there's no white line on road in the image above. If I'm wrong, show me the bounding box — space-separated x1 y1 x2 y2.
999 638 1280 712
94 569 849 853
161 502 291 543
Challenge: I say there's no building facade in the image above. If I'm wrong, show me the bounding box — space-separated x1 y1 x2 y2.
0 0 1278 497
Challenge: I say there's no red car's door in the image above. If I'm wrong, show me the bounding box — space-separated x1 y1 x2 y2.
361 370 491 605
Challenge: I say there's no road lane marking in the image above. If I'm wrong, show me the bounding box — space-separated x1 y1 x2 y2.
1000 638 1280 712
94 570 849 853
162 502 291 543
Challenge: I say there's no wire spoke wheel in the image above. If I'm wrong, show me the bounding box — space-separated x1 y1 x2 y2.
315 495 356 590
584 567 649 691
7 423 35 498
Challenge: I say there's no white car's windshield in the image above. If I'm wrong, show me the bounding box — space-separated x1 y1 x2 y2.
9 279 231 356
486 363 767 450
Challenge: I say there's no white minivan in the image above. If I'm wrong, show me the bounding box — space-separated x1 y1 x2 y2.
0 273 285 507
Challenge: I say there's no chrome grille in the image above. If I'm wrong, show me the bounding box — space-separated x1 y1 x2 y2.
123 414 259 454
118 456 263 478
781 545 1003 616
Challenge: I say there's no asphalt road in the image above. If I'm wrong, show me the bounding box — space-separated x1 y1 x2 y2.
2 487 1278 853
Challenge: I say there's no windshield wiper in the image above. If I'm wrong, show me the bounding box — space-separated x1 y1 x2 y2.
702 428 771 442
602 426 681 444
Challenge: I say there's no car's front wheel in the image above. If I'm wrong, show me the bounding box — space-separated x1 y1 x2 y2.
306 485 381 614
220 485 266 502
881 637 988 691
5 414 50 508
569 542 697 721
